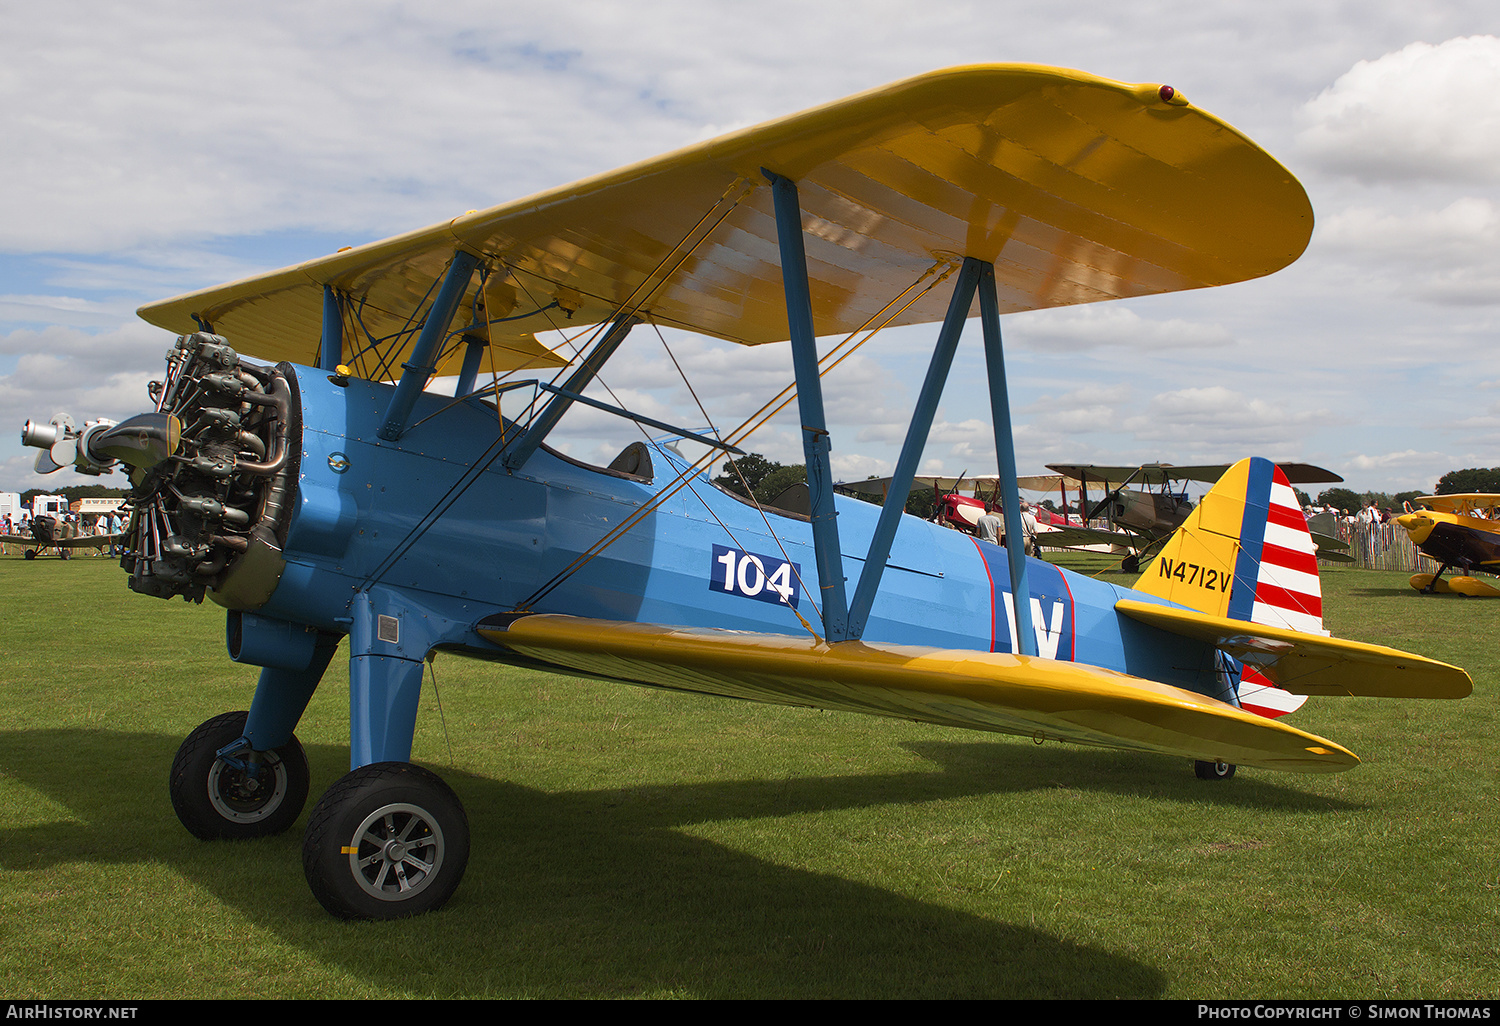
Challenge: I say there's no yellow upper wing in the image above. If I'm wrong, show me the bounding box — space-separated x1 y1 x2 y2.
138 65 1313 377
1415 494 1500 516
479 613 1356 773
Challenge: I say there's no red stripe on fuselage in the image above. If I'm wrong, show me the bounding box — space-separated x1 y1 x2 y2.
968 535 996 653
1055 562 1076 661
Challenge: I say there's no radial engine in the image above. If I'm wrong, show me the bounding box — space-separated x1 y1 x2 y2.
22 332 300 606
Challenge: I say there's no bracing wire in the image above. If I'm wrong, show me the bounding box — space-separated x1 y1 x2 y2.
358 179 755 590
424 653 455 766
515 259 957 615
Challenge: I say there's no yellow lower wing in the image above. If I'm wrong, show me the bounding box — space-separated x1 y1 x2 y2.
1115 599 1472 698
478 614 1357 773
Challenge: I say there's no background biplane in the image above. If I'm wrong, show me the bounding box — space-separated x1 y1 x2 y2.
1043 462 1344 570
837 472 1078 551
22 65 1470 920
840 472 1003 533
0 514 118 560
1396 494 1500 596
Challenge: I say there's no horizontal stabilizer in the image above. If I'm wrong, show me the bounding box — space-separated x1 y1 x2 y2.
1115 599 1472 699
478 613 1358 773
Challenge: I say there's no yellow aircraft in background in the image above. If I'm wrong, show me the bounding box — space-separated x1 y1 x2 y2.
1396 495 1500 596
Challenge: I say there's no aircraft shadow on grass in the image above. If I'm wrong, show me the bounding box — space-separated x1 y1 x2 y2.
0 728 1360 998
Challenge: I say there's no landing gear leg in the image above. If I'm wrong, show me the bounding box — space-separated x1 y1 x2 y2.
1422 564 1449 593
301 587 468 919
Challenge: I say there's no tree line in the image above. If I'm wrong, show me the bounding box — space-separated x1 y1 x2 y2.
715 454 936 517
1306 468 1500 515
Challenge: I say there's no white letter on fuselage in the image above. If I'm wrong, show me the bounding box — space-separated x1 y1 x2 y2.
1001 597 1062 658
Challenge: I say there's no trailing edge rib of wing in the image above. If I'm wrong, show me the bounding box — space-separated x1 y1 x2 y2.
477 613 1357 773
138 64 1312 378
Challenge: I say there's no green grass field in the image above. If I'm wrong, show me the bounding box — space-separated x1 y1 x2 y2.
0 554 1495 999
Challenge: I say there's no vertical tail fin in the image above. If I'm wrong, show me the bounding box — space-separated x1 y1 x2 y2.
1137 457 1327 633
1135 457 1325 718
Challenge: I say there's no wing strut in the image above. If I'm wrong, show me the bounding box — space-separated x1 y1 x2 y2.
502 311 640 471
319 285 343 371
847 258 979 638
454 332 487 397
766 170 851 642
767 174 1036 651
978 262 1036 654
378 250 482 440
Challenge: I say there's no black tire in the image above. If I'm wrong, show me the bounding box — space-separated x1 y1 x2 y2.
302 762 470 921
23 549 35 560
59 549 71 560
1194 760 1236 780
169 711 310 839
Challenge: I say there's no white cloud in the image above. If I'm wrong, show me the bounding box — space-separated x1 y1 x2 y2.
1008 306 1235 352
0 295 125 329
1297 36 1500 185
1022 383 1133 433
1314 198 1500 304
1120 385 1334 452
1348 449 1449 472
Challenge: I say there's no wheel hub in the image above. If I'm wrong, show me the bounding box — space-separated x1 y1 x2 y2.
348 802 445 902
209 753 287 821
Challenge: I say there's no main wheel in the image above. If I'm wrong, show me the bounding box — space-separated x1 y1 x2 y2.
302 762 470 920
1194 760 1236 780
23 549 35 560
169 711 310 839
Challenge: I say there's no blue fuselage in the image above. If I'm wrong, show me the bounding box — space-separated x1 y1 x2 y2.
256 367 1216 697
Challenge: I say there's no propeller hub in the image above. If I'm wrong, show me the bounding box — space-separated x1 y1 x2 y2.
85 414 183 471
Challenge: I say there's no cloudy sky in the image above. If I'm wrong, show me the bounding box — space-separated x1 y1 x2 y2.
3 1 1498 500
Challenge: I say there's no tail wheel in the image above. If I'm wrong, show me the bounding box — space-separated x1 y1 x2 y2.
169 711 310 839
302 762 470 920
1194 760 1236 780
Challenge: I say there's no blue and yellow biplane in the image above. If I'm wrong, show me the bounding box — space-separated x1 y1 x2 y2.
28 65 1471 920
